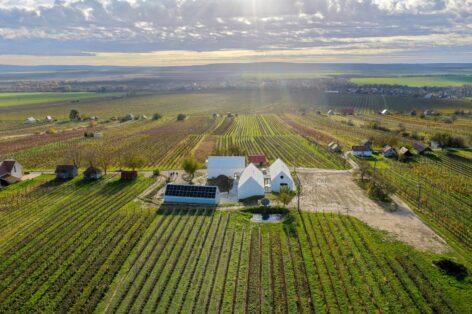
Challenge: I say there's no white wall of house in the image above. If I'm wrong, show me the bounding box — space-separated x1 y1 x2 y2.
270 159 295 192
11 162 23 179
207 156 245 179
164 193 220 205
238 163 265 200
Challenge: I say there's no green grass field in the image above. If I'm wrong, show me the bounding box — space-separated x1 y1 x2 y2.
350 75 472 87
0 175 469 313
0 92 122 108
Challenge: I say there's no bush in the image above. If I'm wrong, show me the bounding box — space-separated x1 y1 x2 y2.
434 259 468 280
430 133 465 148
152 113 162 120
367 181 391 202
177 113 187 121
153 168 160 176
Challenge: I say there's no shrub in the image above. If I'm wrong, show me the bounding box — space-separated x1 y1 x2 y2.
177 113 187 121
153 168 160 176
367 181 390 202
152 113 162 120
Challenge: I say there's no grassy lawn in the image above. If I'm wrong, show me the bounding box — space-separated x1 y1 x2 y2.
0 92 122 108
350 75 472 87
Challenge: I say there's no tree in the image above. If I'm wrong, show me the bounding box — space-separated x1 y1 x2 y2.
277 186 295 207
69 109 80 121
182 157 199 182
355 160 372 181
177 113 187 121
152 113 162 120
96 146 116 174
123 153 145 171
64 143 82 167
227 144 246 156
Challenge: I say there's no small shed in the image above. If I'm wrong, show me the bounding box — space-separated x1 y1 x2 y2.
164 184 220 205
238 163 265 200
55 165 78 180
25 117 37 124
328 142 341 153
207 156 245 179
399 147 413 157
269 159 295 192
83 166 103 180
327 109 334 115
382 145 397 158
430 141 440 150
248 154 267 167
409 110 417 116
381 109 390 115
0 160 23 186
45 115 54 122
121 170 137 181
413 142 432 155
340 108 355 115
352 146 372 157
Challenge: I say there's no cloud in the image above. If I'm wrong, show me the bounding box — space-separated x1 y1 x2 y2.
0 0 470 63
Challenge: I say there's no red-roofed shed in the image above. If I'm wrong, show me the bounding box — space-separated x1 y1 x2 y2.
248 154 267 167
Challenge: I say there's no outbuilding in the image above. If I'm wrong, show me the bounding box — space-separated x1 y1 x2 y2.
238 163 265 200
0 160 23 187
25 117 37 124
328 142 341 153
121 170 137 181
413 142 432 155
382 145 397 158
55 165 78 180
269 159 295 192
83 166 103 180
164 184 220 205
352 146 372 157
207 156 245 179
248 154 267 167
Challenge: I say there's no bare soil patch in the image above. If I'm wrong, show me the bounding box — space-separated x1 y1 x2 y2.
295 168 447 253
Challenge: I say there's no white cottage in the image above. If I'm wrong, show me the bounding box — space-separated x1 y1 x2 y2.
269 159 295 192
238 163 265 200
207 156 245 179
0 160 23 186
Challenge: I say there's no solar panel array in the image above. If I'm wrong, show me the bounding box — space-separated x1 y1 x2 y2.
165 184 218 199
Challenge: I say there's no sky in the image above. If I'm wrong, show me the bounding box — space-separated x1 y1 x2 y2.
0 0 470 66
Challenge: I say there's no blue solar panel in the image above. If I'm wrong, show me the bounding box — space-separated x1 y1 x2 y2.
165 184 217 199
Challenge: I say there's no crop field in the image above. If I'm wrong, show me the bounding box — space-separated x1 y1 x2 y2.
0 175 154 313
0 92 122 108
350 75 472 87
93 209 469 313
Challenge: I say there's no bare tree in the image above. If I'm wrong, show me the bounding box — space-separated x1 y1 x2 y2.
64 143 82 167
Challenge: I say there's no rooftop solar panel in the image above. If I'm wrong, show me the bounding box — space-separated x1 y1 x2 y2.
165 184 218 199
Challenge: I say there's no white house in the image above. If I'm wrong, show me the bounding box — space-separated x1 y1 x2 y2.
238 163 265 200
269 159 295 192
0 160 23 186
25 117 37 124
207 156 245 179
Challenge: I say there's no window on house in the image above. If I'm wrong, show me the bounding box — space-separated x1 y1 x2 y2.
280 175 284 179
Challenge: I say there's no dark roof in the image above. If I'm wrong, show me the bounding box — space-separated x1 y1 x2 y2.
55 165 77 173
413 142 430 152
248 154 267 164
352 146 371 152
84 166 102 175
165 184 218 199
0 160 17 177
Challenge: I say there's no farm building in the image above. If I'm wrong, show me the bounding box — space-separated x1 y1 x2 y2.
413 142 432 155
328 142 341 153
248 154 267 167
380 109 390 115
382 145 397 158
24 117 37 124
0 160 23 187
430 141 440 149
238 163 265 200
327 109 334 115
45 115 54 122
207 156 245 179
269 159 295 192
83 166 102 180
399 147 413 157
55 165 78 180
121 170 137 181
340 108 355 115
164 184 220 205
352 146 372 157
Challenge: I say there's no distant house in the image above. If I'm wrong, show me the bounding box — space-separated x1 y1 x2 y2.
409 110 417 116
93 132 103 138
381 145 397 158
360 139 372 150
340 108 355 115
399 147 413 157
0 160 23 187
352 146 372 157
248 154 267 167
430 141 440 150
45 115 54 122
269 159 295 192
121 170 137 181
207 156 246 179
121 113 135 122
238 164 265 200
55 165 78 180
328 142 341 153
327 109 334 115
83 166 102 180
413 142 432 155
380 109 390 115
25 117 37 124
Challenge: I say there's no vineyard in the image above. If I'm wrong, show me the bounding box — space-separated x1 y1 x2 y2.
96 210 467 313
